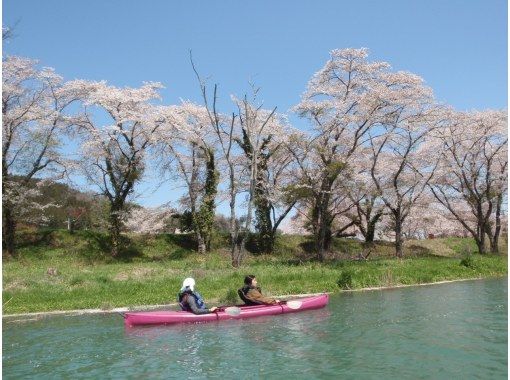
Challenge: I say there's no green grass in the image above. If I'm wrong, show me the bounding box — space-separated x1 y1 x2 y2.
2 229 507 314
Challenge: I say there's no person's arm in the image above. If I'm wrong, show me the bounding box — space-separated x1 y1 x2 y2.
186 295 216 315
246 288 278 305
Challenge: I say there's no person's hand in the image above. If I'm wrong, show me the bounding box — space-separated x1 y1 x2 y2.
210 307 218 312
275 299 281 304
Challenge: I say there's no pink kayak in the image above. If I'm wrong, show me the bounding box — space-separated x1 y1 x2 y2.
124 293 329 327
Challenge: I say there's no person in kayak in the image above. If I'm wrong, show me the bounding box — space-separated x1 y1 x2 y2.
178 277 218 314
238 275 281 306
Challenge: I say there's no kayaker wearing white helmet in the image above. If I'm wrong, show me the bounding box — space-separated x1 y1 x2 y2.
178 277 218 314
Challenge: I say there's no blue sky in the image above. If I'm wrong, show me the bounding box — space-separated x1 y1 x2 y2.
3 0 508 212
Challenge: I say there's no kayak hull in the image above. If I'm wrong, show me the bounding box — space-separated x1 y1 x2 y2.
124 294 329 327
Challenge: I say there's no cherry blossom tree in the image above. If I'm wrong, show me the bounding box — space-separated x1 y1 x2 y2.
2 56 79 257
259 133 300 251
188 59 300 262
232 91 298 263
235 89 298 254
429 109 507 253
189 57 245 264
155 101 219 254
368 105 442 257
293 48 436 260
344 157 386 243
402 196 469 240
124 205 176 234
73 80 169 257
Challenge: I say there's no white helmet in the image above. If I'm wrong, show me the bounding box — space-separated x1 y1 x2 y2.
181 277 195 292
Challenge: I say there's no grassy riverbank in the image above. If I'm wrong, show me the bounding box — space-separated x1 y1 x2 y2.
3 229 507 315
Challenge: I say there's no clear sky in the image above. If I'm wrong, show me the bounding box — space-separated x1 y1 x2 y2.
3 0 508 212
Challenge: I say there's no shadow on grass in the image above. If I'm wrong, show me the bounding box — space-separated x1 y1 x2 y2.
116 237 144 262
406 244 456 258
164 248 191 260
73 232 143 263
13 229 196 263
157 234 195 261
283 238 454 266
298 240 316 254
16 228 59 248
298 237 367 255
162 234 196 251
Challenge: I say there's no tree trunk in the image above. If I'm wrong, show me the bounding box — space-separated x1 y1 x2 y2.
231 244 238 267
231 242 243 268
267 229 276 254
311 191 333 262
489 236 498 254
315 232 325 262
394 216 403 258
255 204 272 254
475 238 486 255
109 206 122 257
489 194 502 254
197 148 218 253
254 165 273 253
476 219 487 254
365 211 382 243
229 172 240 267
230 215 240 267
3 203 16 258
197 235 206 255
316 196 331 261
2 163 16 258
313 204 323 261
239 150 256 265
365 221 376 243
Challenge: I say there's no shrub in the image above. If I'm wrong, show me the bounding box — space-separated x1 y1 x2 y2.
460 256 476 269
337 270 354 290
380 268 394 286
219 289 239 305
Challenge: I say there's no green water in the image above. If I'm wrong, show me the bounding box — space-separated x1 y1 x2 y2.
3 278 507 379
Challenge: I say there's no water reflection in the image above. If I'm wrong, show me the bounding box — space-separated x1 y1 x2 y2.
122 310 333 378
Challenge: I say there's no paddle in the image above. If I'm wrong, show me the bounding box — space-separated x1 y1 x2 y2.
285 300 303 310
218 306 241 316
218 300 303 315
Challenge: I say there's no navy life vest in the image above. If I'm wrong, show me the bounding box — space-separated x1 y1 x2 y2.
178 289 206 311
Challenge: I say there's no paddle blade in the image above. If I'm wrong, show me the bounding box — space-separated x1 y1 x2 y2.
224 306 241 316
286 300 303 310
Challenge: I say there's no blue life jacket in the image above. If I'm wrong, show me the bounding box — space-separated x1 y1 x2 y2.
178 290 206 311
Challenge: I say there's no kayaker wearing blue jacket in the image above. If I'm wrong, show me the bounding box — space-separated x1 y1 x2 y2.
238 275 281 306
178 278 218 315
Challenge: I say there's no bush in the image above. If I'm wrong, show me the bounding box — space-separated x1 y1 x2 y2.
219 289 239 305
337 270 354 290
460 256 476 269
244 232 263 254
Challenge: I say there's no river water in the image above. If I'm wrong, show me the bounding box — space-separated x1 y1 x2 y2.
3 278 507 379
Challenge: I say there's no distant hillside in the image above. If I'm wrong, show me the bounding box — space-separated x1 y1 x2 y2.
10 177 110 231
